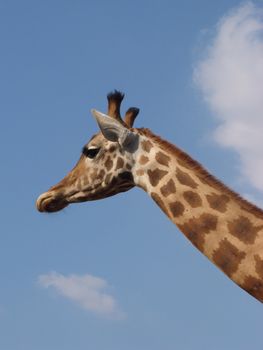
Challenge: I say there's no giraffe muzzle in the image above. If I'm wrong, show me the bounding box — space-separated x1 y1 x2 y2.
36 191 69 213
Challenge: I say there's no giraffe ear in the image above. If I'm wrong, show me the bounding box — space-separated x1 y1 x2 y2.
91 109 137 148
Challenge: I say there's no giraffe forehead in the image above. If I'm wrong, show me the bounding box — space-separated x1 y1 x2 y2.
86 133 103 147
85 132 117 151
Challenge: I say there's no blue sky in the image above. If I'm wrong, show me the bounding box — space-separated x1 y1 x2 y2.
1 1 263 349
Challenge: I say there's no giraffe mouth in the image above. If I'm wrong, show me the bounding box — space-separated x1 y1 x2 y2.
36 192 69 213
36 185 101 213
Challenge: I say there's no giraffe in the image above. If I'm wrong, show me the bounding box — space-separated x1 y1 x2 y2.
36 91 263 303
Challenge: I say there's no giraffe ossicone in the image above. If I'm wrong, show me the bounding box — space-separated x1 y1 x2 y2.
36 90 263 303
91 109 138 149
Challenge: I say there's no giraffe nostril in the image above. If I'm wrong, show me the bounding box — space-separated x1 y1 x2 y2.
36 192 68 213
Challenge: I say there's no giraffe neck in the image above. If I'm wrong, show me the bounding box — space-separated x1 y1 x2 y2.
133 129 263 302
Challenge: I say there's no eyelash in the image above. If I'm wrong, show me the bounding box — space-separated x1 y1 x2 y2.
82 147 100 159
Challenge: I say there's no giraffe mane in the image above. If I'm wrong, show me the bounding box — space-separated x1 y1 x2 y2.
138 128 263 219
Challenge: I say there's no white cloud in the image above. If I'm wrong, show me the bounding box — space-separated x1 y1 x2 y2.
194 2 263 193
38 271 125 320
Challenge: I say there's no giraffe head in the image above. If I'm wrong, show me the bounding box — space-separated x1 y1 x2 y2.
36 91 140 213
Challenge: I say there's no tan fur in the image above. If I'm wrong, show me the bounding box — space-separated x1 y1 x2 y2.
138 128 263 219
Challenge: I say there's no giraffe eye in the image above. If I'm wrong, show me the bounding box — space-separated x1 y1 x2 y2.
82 147 100 159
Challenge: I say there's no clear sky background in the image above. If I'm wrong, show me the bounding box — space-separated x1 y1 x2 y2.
1 1 263 349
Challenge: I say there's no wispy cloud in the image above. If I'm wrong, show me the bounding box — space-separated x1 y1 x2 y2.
194 2 263 193
38 272 125 320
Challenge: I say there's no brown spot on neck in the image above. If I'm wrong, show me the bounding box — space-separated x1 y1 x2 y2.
160 179 176 197
178 213 218 251
155 151 170 167
212 238 246 277
227 216 263 244
169 201 185 218
206 193 230 213
176 168 198 189
147 168 168 187
183 191 202 208
141 140 153 153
